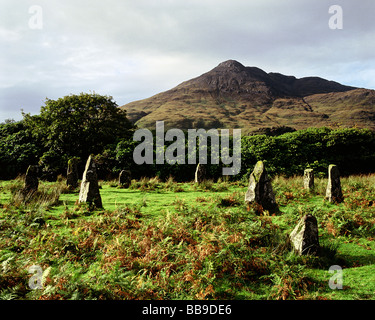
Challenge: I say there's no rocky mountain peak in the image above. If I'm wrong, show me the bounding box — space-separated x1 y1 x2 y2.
120 60 372 132
216 60 246 72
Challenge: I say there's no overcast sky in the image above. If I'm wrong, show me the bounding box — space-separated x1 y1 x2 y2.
1 0 375 121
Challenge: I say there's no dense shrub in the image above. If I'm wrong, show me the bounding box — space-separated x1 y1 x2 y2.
22 93 135 180
1 99 375 183
240 127 375 178
117 126 375 181
0 121 41 179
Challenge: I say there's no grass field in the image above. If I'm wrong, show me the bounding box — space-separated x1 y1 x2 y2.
0 175 374 300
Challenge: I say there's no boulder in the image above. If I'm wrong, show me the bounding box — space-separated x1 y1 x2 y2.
326 164 343 203
24 165 39 194
78 155 103 208
66 158 79 189
244 160 278 212
303 169 314 190
289 214 319 255
195 163 206 184
119 170 131 188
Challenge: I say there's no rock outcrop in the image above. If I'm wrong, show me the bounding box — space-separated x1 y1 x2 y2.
303 169 314 191
78 155 102 208
24 165 39 194
289 214 319 255
67 158 79 189
326 164 344 203
195 163 206 184
244 160 278 212
119 170 131 188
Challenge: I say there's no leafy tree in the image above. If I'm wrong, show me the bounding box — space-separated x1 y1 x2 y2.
22 93 135 179
0 120 41 179
241 127 375 178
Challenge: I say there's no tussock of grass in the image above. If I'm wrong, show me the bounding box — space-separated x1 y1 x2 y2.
127 176 186 193
3 177 68 210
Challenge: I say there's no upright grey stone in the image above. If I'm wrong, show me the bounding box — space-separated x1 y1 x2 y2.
289 214 319 255
78 155 102 208
326 164 343 203
303 169 314 190
67 158 79 189
244 160 278 212
119 170 131 188
24 165 39 194
195 163 206 184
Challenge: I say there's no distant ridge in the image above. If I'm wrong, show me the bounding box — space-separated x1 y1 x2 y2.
120 60 375 132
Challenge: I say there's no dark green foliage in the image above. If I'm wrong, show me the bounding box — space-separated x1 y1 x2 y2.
0 93 137 181
1 97 375 183
0 121 41 179
240 127 375 178
99 126 375 181
21 93 135 179
251 126 297 136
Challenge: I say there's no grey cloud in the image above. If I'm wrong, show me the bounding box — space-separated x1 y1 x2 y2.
1 0 375 121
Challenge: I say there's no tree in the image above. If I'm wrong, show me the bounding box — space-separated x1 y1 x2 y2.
240 127 375 178
23 93 135 179
0 120 41 179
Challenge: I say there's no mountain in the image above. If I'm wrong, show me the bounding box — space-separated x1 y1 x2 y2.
120 60 375 133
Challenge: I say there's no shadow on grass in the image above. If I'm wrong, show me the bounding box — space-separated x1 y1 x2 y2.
336 249 375 267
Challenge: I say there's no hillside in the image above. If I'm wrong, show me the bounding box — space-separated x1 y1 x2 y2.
120 60 375 132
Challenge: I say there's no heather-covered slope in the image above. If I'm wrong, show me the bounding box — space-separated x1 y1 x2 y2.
120 60 375 132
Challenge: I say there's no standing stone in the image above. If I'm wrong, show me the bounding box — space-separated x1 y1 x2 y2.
78 155 102 208
119 170 131 188
303 169 314 190
195 163 206 184
66 158 79 189
24 165 39 194
289 214 319 255
244 160 278 212
325 164 343 203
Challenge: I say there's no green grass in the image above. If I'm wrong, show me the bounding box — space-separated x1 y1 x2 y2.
0 175 374 300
